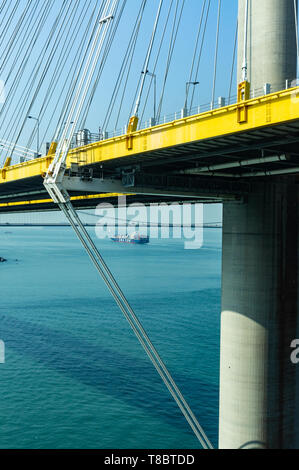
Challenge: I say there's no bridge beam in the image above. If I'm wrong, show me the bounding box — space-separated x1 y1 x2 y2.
219 0 299 449
62 174 247 202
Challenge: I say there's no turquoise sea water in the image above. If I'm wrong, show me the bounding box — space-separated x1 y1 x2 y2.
0 226 221 449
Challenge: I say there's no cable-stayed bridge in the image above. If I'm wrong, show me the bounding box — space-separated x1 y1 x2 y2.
0 0 299 449
1 85 299 212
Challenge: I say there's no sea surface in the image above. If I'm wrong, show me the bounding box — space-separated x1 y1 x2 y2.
0 226 222 449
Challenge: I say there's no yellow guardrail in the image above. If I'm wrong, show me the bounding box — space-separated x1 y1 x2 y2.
1 86 299 188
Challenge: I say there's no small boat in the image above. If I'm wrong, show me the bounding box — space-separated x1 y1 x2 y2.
0 257 7 262
110 232 149 244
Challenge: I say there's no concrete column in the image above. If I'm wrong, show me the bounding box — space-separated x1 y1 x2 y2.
219 0 299 449
237 0 297 92
219 182 299 449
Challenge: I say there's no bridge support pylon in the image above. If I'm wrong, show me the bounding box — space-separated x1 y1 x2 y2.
218 0 299 449
219 182 299 449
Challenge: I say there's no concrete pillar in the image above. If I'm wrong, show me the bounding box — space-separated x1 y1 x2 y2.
219 1 299 449
219 182 299 449
237 0 297 92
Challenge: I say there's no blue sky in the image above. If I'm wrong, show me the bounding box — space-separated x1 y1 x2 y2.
0 0 239 223
84 0 239 132
85 0 239 130
0 0 239 148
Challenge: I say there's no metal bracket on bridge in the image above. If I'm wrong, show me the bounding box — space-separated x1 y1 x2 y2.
44 156 245 203
121 169 135 187
44 163 70 204
237 80 250 123
60 173 244 202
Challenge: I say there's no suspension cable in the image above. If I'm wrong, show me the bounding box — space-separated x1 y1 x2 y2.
17 0 71 148
188 0 210 111
156 0 185 122
37 1 215 446
0 0 31 74
0 0 21 46
211 0 221 108
185 0 207 109
39 2 99 148
102 0 147 132
139 0 175 125
0 0 52 123
0 0 8 16
78 0 128 131
228 19 238 104
51 1 108 147
26 0 85 150
49 0 120 179
113 0 146 131
0 0 54 165
0 0 45 117
1 0 41 82
48 1 100 147
242 0 249 82
15 0 71 152
58 200 214 450
2 0 66 164
132 0 163 117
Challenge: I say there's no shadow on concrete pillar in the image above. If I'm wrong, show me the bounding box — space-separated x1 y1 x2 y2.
219 180 299 448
